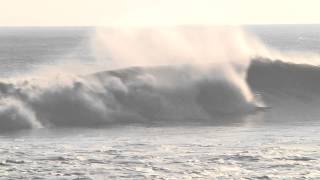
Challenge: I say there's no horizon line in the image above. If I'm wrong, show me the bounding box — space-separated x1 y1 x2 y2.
0 23 320 28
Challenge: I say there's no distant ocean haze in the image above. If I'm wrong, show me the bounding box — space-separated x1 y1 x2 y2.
0 27 95 76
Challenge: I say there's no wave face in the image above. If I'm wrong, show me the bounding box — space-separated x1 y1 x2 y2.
248 58 320 96
247 58 320 123
2 58 320 131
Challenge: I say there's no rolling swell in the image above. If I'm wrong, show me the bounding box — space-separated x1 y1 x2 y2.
0 59 320 131
247 58 320 122
248 58 320 103
248 58 320 95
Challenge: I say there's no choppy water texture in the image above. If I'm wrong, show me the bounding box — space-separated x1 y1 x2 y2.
0 25 320 179
1 124 320 179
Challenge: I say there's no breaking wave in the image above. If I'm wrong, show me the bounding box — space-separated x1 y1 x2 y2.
1 26 320 131
1 58 320 131
0 63 259 131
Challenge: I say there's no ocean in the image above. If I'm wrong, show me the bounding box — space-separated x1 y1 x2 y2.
0 25 319 179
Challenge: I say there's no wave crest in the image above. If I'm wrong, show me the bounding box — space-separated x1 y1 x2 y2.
0 64 260 131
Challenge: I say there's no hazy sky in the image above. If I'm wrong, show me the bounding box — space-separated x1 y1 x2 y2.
0 0 320 26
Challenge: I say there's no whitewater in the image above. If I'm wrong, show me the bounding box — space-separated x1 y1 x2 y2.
0 25 320 179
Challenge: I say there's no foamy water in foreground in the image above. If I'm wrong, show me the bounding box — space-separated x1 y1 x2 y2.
1 124 319 179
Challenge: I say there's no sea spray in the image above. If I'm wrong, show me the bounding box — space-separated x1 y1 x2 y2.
0 26 271 131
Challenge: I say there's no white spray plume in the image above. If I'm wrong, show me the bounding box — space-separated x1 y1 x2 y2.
92 26 267 68
91 26 272 103
0 25 284 131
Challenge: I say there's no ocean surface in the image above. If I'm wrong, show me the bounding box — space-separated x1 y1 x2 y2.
0 25 320 179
